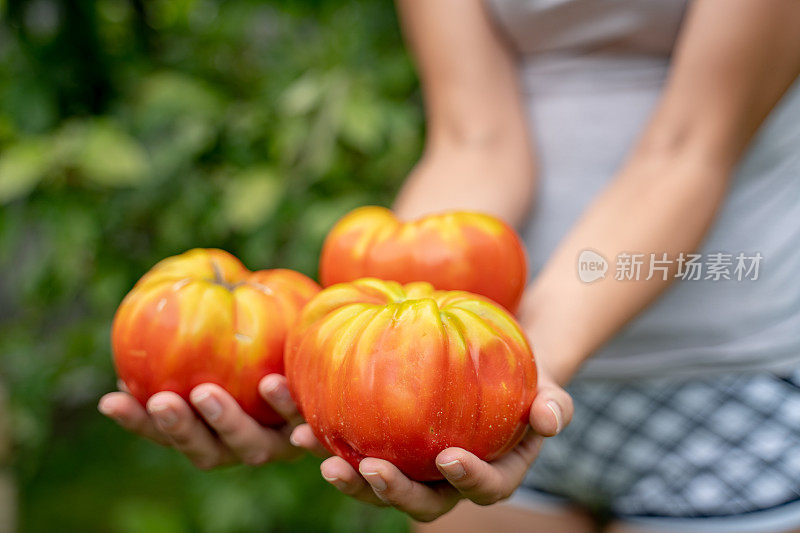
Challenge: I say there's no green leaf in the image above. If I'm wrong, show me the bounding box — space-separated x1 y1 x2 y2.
0 138 51 203
51 119 89 166
301 71 347 175
340 91 385 153
136 72 223 126
133 73 223 176
280 72 324 116
78 120 150 187
273 118 310 165
222 166 285 231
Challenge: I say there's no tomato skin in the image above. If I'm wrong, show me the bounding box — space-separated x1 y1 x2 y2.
285 278 537 481
112 248 320 427
319 206 528 313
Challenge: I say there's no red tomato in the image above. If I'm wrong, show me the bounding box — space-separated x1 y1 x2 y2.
285 278 537 481
319 206 528 313
112 248 320 427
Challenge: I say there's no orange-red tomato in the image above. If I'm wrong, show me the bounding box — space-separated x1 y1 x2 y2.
285 278 537 481
319 207 528 313
112 248 320 427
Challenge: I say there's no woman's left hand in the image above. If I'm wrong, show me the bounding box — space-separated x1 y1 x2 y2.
289 367 573 523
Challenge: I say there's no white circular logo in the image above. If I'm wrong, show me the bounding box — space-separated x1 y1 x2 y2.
577 250 608 283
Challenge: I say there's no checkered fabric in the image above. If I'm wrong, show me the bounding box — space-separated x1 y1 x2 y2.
523 369 800 517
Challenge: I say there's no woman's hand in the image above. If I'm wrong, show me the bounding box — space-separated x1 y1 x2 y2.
97 374 328 469
290 367 573 523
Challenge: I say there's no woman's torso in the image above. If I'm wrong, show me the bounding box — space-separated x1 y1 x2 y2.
486 0 800 379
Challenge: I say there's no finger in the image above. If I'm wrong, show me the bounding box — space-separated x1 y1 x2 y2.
320 456 385 506
258 375 304 427
435 431 543 505
146 392 234 469
529 380 573 437
358 458 460 522
288 424 330 458
189 384 298 464
116 380 130 393
98 392 170 446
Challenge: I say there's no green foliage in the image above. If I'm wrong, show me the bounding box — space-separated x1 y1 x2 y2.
0 138 52 202
0 0 422 530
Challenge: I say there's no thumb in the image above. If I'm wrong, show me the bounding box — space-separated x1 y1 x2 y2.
529 371 573 437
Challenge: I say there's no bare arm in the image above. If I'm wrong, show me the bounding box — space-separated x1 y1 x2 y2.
392 0 535 225
522 0 800 384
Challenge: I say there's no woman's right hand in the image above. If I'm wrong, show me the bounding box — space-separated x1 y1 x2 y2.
97 374 328 469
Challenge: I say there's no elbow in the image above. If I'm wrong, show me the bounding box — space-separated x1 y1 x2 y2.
631 115 744 178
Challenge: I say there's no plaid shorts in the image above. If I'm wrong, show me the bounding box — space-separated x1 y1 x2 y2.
516 368 800 525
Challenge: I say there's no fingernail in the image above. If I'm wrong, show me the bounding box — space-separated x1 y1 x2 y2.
322 475 347 490
361 471 387 492
262 375 281 393
437 459 466 480
97 398 114 417
149 403 178 428
191 389 222 422
98 400 125 425
262 379 290 403
546 400 563 435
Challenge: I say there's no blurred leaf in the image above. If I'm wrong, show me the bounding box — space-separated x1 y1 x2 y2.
78 120 151 187
51 120 89 164
133 73 223 176
149 116 216 177
303 70 348 175
222 166 285 231
135 72 223 126
273 118 310 165
0 138 51 203
280 72 324 116
340 89 385 154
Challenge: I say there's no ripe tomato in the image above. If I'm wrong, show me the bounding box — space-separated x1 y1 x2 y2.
319 206 527 313
285 278 536 481
112 248 320 427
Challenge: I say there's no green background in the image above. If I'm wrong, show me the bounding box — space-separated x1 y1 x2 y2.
0 0 422 530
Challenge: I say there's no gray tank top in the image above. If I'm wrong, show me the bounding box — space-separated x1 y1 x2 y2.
487 0 800 379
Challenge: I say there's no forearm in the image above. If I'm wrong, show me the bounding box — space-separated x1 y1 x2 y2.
392 0 535 226
520 0 800 384
520 149 728 384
